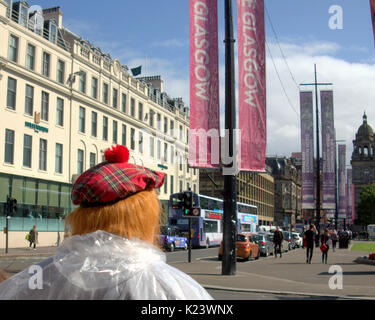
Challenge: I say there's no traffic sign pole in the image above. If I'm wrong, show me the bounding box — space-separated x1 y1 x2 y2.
188 217 191 263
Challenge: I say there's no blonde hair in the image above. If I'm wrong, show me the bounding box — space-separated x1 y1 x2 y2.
66 189 163 245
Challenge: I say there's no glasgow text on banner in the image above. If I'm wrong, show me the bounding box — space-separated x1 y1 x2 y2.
338 144 347 219
321 91 336 210
300 91 314 210
189 0 220 168
237 0 266 171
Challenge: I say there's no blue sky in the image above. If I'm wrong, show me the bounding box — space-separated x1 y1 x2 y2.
33 0 375 163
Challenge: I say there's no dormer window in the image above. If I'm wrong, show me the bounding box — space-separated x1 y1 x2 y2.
5 0 12 18
12 1 29 27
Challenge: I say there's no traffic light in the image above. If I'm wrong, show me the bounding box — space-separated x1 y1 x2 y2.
304 217 308 225
182 191 200 218
6 196 17 217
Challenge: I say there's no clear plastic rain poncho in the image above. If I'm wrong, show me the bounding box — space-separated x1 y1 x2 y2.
0 230 213 300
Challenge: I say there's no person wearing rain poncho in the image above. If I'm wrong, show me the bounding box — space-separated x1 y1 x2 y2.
0 145 212 300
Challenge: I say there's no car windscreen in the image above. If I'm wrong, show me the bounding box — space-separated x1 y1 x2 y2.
236 235 248 242
160 226 169 235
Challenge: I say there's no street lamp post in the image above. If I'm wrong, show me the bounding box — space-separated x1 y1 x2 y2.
222 0 237 276
300 65 333 247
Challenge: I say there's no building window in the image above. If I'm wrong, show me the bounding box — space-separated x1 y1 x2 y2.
122 124 127 146
149 136 154 158
138 131 143 153
164 143 168 163
113 120 118 144
157 140 161 160
9 35 18 62
79 71 86 94
56 97 64 126
39 139 47 171
92 77 98 99
57 60 65 84
113 88 118 108
149 110 154 127
26 44 35 70
77 149 84 174
55 143 63 174
193 184 197 193
179 180 183 193
164 117 168 134
90 152 96 168
121 93 127 113
130 128 135 150
170 120 174 136
42 52 50 77
4 129 14 164
41 91 49 121
79 106 86 133
23 134 32 168
157 113 161 130
130 98 135 117
170 146 174 164
103 83 108 104
138 102 143 121
91 111 97 137
6 77 17 110
170 176 174 194
179 125 183 140
25 84 34 116
179 155 183 171
19 4 28 27
103 116 108 141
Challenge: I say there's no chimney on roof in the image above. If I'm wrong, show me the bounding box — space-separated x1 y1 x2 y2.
43 6 63 28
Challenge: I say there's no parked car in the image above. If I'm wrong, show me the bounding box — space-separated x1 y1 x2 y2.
283 231 296 250
160 226 188 252
255 232 274 257
266 232 289 253
292 232 303 248
218 233 260 261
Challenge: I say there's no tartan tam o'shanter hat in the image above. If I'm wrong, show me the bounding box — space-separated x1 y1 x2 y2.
71 145 165 206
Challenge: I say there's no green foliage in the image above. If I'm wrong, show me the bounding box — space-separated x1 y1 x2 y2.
357 184 375 226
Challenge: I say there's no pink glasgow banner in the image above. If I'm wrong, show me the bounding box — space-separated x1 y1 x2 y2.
320 91 336 210
338 144 346 219
300 91 314 210
189 0 220 168
237 0 266 171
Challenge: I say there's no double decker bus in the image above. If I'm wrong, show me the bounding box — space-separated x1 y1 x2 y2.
169 193 258 248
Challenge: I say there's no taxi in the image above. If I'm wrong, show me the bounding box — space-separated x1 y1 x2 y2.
218 233 260 261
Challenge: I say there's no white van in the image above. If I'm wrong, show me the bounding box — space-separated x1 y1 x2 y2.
367 225 375 238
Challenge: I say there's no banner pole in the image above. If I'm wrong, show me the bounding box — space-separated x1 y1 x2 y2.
222 0 237 276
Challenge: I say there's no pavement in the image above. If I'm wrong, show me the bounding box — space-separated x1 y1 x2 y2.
168 244 375 300
0 242 374 300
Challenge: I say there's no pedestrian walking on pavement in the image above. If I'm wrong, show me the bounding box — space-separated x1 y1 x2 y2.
320 228 330 264
331 229 338 252
0 145 212 300
28 225 38 250
304 224 316 264
273 226 284 258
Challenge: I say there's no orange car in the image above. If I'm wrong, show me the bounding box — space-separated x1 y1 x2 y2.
218 233 260 261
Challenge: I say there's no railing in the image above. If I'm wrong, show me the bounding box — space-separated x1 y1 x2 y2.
9 8 70 52
92 54 101 66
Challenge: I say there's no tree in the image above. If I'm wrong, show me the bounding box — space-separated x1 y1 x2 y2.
356 184 375 226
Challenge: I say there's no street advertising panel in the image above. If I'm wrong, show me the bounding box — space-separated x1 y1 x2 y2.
338 145 346 219
320 91 336 210
189 0 220 168
237 0 266 171
300 91 314 209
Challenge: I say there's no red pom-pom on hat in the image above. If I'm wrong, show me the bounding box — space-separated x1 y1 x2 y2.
104 145 130 163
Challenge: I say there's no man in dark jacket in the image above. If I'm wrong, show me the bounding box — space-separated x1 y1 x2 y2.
304 224 316 264
273 227 284 258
